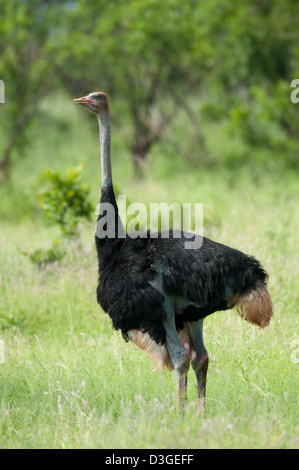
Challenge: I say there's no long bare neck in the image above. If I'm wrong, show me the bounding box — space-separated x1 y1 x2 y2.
97 107 112 188
96 105 125 242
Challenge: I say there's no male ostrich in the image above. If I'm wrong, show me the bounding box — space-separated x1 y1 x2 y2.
74 92 273 411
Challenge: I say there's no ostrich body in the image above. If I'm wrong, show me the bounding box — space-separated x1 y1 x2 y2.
74 92 273 411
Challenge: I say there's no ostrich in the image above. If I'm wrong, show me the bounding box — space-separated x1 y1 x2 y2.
74 92 273 412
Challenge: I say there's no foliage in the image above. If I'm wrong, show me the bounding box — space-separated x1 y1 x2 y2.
0 0 70 178
59 0 201 171
224 81 299 167
1 0 299 176
22 164 93 268
38 164 93 236
22 239 65 268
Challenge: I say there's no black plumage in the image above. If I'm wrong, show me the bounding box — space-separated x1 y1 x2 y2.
95 185 269 345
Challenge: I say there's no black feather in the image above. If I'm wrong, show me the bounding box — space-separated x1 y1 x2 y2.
95 188 269 345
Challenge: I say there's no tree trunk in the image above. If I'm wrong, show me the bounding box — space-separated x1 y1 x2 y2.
130 116 159 178
0 153 10 180
131 141 151 178
0 119 27 181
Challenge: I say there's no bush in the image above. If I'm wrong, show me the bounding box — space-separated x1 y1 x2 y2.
227 81 299 168
22 240 65 268
23 165 93 268
38 164 93 236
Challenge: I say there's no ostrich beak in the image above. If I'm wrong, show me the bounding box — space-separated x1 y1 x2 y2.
73 96 93 105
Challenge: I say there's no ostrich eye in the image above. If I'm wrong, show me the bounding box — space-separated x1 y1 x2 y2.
93 95 103 101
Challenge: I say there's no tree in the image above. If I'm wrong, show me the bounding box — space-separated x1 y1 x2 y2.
60 0 299 172
0 0 70 179
59 0 204 174
1 0 298 179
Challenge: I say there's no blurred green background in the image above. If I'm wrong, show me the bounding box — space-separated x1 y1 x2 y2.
0 0 298 449
1 0 299 191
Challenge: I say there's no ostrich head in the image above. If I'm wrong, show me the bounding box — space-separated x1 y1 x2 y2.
73 92 108 114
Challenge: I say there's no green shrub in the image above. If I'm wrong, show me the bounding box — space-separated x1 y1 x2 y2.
38 164 93 236
227 81 299 167
23 165 93 268
22 239 65 268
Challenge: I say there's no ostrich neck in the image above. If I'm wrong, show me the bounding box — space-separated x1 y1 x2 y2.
97 109 112 188
96 107 125 243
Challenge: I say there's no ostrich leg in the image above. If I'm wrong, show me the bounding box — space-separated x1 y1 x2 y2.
185 320 209 413
163 297 190 412
149 268 190 411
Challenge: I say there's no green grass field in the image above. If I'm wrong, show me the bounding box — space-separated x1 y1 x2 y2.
0 93 298 448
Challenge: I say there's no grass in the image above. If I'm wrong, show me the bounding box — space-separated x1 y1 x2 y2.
0 91 298 448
